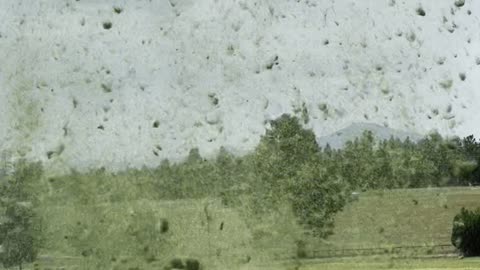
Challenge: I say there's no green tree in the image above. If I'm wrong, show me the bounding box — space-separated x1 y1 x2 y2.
292 157 348 237
459 135 480 185
252 114 348 236
0 204 37 270
252 114 320 212
417 133 464 186
0 160 43 270
339 131 377 190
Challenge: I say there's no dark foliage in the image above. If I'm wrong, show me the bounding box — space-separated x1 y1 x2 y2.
451 207 480 256
164 258 184 270
252 114 348 236
185 258 200 270
459 135 480 185
164 258 200 270
160 219 169 234
0 160 43 270
295 240 307 259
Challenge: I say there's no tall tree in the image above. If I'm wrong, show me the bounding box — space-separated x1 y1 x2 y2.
252 114 348 236
252 114 320 210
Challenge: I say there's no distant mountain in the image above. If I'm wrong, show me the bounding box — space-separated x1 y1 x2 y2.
316 123 424 149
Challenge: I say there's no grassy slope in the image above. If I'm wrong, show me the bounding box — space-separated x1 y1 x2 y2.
38 199 254 269
317 187 480 250
29 175 480 269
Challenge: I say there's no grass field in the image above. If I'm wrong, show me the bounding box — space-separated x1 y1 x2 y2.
16 255 480 270
308 187 480 253
248 257 480 270
8 187 480 269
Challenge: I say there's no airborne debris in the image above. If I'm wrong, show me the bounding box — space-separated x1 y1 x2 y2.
103 21 112 30
454 0 465 8
416 7 426 16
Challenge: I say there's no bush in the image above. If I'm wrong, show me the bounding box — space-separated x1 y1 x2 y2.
295 240 307 259
451 207 480 256
160 219 169 234
185 258 200 270
164 258 200 270
168 258 184 269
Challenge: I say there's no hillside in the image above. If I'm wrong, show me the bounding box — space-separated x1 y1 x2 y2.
37 187 480 259
310 187 480 254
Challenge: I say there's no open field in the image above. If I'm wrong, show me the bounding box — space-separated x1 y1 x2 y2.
4 187 479 269
250 257 480 270
5 255 479 270
307 187 480 256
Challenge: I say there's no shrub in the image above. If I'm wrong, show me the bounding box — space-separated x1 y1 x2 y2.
164 258 200 270
160 219 169 234
295 240 307 259
185 258 200 270
169 258 184 269
451 207 480 256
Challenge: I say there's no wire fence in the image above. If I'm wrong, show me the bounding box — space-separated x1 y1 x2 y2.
307 244 456 259
28 244 457 270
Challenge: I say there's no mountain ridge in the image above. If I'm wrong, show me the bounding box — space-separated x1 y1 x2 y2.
316 122 424 149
